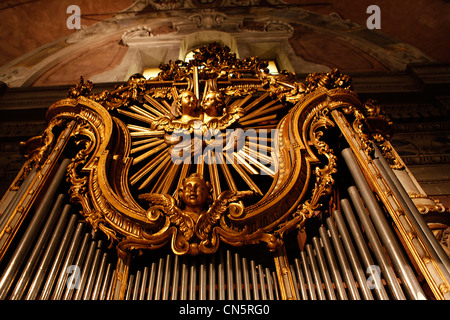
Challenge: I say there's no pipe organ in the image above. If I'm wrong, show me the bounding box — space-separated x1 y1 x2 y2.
0 43 449 301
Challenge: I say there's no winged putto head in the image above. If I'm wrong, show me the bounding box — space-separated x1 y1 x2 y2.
178 173 213 219
138 172 253 254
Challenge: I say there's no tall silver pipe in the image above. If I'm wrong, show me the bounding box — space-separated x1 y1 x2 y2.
162 254 172 300
333 209 374 300
312 237 336 300
272 271 280 300
342 148 426 300
208 255 216 300
99 263 113 300
91 252 109 300
319 225 348 300
199 257 207 300
125 274 134 300
326 216 360 300
73 237 97 300
300 250 316 300
218 251 226 300
171 256 180 300
226 250 234 300
305 244 326 300
0 158 71 299
348 186 406 300
10 193 66 300
250 260 260 300
234 253 243 300
61 232 91 300
289 265 300 300
293 258 308 300
258 264 267 300
139 266 149 300
154 256 165 300
37 212 77 299
179 257 188 300
265 267 275 300
133 270 142 300
41 220 83 300
189 257 197 300
146 261 157 300
83 241 103 300
373 144 450 279
340 198 389 300
25 203 72 300
241 257 251 300
106 268 116 300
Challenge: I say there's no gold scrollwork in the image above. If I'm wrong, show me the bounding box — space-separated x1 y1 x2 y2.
52 43 367 257
294 107 337 223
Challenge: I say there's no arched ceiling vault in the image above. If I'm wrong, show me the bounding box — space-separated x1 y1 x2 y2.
0 0 447 87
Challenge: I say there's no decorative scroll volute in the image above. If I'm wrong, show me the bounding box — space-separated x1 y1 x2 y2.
43 43 372 255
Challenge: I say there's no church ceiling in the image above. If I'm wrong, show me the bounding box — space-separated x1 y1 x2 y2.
0 0 448 87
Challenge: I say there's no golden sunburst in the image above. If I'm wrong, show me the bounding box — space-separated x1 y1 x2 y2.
119 91 286 202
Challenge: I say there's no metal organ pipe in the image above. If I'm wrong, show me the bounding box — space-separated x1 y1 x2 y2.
92 252 109 300
241 256 251 300
318 226 348 300
162 254 172 300
234 253 243 300
311 237 336 300
0 158 71 299
293 257 308 300
208 255 216 300
106 248 281 301
372 144 450 279
342 148 426 300
333 209 374 300
300 250 316 300
24 204 73 300
348 186 406 299
9 194 67 300
0 150 441 301
305 244 326 300
63 232 91 300
171 256 180 300
42 220 84 300
326 217 360 300
339 199 390 300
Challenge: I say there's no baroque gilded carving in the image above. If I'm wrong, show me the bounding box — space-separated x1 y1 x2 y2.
43 43 378 256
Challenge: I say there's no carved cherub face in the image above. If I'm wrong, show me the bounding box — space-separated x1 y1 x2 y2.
179 173 212 213
202 91 224 117
180 90 199 116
